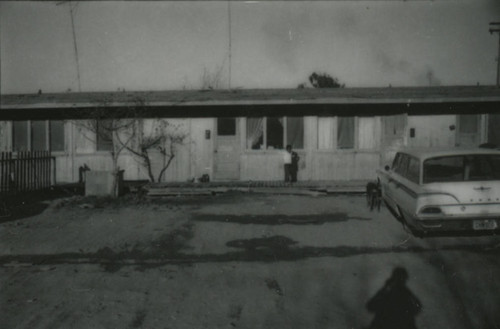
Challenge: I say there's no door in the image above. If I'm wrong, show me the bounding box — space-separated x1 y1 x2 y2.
381 114 407 166
214 118 240 180
456 115 480 147
487 114 500 147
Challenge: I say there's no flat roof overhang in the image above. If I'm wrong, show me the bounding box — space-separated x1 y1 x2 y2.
2 87 500 120
1 100 500 120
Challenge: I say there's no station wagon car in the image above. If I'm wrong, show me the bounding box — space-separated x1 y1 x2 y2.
377 148 500 236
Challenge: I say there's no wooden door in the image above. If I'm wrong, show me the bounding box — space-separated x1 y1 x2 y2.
381 114 407 165
214 118 240 180
456 115 480 147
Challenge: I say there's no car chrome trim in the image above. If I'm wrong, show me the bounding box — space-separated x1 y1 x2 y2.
418 192 460 203
390 178 418 199
473 186 492 191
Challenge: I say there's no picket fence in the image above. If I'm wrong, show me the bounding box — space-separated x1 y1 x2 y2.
0 151 54 194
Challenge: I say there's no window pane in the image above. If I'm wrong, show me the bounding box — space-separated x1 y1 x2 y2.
423 156 464 183
318 117 334 149
246 117 263 149
358 117 376 149
217 118 236 136
50 120 65 152
391 153 401 170
407 157 420 184
384 115 406 137
13 121 28 152
466 155 500 181
487 114 500 146
96 120 113 151
266 117 284 150
337 117 354 149
32 121 47 151
396 155 410 177
286 117 304 149
424 155 500 183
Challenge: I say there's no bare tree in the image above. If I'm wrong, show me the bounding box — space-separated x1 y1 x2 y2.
118 119 188 183
76 96 146 197
200 65 226 90
77 96 189 191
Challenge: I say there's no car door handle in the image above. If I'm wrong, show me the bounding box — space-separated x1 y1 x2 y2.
474 186 491 191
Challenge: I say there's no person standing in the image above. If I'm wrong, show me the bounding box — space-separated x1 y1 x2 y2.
290 145 300 183
284 145 300 183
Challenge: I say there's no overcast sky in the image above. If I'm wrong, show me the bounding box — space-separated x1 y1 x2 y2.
1 1 499 94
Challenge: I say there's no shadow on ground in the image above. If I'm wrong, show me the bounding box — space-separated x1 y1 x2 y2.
193 213 370 225
1 233 499 273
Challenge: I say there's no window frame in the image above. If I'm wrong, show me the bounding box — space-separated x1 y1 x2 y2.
316 116 359 151
95 119 114 152
11 120 65 153
337 116 356 150
245 116 304 151
406 155 421 184
217 117 237 136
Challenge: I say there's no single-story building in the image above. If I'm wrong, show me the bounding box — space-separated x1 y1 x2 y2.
1 86 500 184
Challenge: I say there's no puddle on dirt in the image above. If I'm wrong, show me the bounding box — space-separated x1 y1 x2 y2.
193 213 370 225
1 237 498 271
226 236 297 251
130 309 147 328
265 278 283 296
150 223 194 253
0 202 49 224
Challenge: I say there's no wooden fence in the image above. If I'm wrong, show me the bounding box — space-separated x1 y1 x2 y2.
0 151 55 194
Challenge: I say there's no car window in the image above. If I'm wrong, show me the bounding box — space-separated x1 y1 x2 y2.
423 154 500 183
466 155 500 181
395 154 409 177
406 156 420 184
391 153 401 171
423 156 464 183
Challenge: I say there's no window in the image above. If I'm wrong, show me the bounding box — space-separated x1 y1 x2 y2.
466 155 500 181
337 117 355 149
407 157 420 184
286 117 304 149
217 118 236 136
395 154 409 177
424 155 500 183
266 117 284 149
487 114 500 146
317 117 334 149
384 114 406 137
96 120 113 151
13 121 29 152
32 120 47 151
392 153 402 170
246 117 264 149
50 121 65 152
358 117 377 149
423 156 464 183
12 120 65 152
246 117 304 150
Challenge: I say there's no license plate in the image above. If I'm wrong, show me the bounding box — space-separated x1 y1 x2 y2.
473 219 498 230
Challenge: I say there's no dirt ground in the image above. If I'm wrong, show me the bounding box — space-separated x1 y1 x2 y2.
1 191 499 329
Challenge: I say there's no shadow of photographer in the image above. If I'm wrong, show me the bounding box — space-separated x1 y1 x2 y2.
365 267 422 329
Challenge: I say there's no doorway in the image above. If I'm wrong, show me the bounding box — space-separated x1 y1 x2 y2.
214 118 240 180
456 115 481 147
